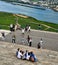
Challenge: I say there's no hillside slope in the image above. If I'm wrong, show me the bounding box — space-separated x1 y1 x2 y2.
0 41 58 65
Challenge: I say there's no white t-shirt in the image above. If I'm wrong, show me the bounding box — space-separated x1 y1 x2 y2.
24 52 30 60
28 26 30 31
29 39 32 43
40 40 43 48
17 51 22 59
10 24 13 28
26 55 30 60
22 29 25 34
40 40 43 45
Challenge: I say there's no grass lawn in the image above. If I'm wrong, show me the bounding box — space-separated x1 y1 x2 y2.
0 12 58 32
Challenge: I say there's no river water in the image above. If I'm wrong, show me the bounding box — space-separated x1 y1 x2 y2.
0 1 58 24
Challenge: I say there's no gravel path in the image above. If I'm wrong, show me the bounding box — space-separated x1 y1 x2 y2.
0 29 58 51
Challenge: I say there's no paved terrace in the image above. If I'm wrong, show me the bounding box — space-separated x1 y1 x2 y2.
0 41 58 65
0 29 58 51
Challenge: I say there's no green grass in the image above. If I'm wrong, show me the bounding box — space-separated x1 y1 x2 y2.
40 21 58 29
45 28 58 32
0 25 9 30
0 12 16 25
0 12 58 32
17 16 46 30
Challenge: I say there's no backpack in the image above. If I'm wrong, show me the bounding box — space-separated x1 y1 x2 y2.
31 57 34 62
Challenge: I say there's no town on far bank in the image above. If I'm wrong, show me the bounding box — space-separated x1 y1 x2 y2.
2 0 58 12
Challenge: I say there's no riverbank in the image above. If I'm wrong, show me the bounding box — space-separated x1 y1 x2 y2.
0 12 58 32
11 2 46 10
52 8 58 12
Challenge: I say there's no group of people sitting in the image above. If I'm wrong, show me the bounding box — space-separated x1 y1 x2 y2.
16 48 37 62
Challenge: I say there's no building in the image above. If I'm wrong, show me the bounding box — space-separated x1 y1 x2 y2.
18 0 30 3
45 0 58 4
37 0 58 7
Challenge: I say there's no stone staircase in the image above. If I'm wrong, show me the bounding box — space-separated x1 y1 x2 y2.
0 41 58 65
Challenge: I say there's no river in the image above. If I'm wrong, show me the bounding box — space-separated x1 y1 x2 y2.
0 1 58 24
